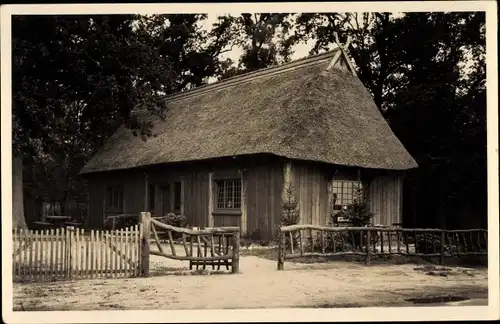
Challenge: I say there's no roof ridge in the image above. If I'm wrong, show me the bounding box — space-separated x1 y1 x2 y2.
165 48 340 103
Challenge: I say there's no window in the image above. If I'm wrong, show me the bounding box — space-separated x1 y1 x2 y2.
148 184 155 214
106 185 124 211
216 179 242 210
331 180 362 211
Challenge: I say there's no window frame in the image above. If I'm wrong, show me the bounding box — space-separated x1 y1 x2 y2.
105 184 124 213
214 178 242 214
330 180 362 212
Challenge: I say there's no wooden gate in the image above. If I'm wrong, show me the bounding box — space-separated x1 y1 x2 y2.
141 212 241 275
12 225 142 281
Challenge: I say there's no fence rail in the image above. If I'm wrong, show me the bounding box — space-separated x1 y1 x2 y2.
277 225 488 270
12 225 142 281
142 212 240 274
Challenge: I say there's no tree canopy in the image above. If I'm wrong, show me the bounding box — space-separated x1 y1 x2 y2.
12 14 233 223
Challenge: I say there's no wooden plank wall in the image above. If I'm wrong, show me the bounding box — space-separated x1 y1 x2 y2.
86 171 145 229
246 164 284 240
367 175 403 226
86 161 405 233
183 170 209 228
213 215 240 227
291 163 330 227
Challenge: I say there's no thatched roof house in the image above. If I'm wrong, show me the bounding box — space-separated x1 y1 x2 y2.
81 46 417 238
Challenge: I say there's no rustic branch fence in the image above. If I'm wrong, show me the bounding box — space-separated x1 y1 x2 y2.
12 225 142 281
277 225 488 270
141 212 240 275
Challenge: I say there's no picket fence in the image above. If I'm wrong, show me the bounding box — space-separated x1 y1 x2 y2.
12 225 142 281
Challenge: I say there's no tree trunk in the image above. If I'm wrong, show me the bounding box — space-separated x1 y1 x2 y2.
13 154 27 229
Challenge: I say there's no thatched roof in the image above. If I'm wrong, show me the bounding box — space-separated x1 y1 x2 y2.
80 49 418 175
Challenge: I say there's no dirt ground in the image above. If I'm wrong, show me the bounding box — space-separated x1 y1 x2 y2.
13 248 488 311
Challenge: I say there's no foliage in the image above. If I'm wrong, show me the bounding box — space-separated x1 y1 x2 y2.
161 213 188 228
332 187 374 227
135 14 236 91
12 14 235 225
12 15 171 155
280 183 301 249
314 187 374 252
414 233 443 255
12 15 174 225
217 13 295 79
281 183 300 226
155 213 187 241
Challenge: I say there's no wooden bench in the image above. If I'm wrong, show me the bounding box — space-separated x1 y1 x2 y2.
189 259 231 271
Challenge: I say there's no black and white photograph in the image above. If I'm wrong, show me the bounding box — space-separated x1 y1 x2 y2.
1 1 498 323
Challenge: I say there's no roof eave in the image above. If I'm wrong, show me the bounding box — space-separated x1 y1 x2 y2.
79 152 419 176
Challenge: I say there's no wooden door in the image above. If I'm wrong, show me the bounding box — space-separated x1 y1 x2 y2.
160 185 171 216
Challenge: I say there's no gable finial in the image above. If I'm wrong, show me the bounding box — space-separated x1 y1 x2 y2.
326 32 357 76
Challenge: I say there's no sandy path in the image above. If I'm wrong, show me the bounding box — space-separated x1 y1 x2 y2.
13 252 488 311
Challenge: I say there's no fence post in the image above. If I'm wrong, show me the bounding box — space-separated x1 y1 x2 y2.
231 230 240 274
440 230 445 266
140 212 151 277
365 228 371 265
277 230 285 270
